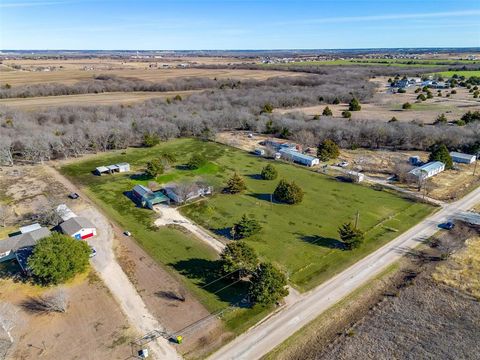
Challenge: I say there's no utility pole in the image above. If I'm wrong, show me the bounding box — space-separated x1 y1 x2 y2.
354 210 360 229
474 153 479 177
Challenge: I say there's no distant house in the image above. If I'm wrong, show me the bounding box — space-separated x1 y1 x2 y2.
164 183 213 204
132 184 170 209
392 79 410 88
95 162 130 175
0 227 51 263
408 161 445 180
262 139 299 151
59 217 96 240
450 152 476 164
279 148 320 167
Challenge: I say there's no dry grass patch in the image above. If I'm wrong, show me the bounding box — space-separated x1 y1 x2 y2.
433 236 480 299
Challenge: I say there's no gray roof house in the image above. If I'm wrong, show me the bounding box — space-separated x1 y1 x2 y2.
450 152 476 164
0 227 51 262
408 161 445 179
59 217 96 240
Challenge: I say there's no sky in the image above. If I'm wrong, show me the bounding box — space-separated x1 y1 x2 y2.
0 0 479 50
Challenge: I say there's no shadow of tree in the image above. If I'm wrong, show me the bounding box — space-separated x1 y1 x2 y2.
169 258 250 305
213 226 233 239
130 173 151 181
246 174 263 180
298 234 345 250
246 193 275 203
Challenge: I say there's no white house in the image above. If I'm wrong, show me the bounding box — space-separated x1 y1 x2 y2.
95 162 130 175
409 161 445 180
450 152 476 164
164 183 213 204
59 217 97 240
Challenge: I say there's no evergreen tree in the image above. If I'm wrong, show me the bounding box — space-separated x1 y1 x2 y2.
273 179 304 204
317 139 340 161
348 98 361 111
338 222 364 250
341 110 352 119
261 164 278 180
429 144 453 169
233 214 262 239
226 172 247 194
220 241 259 275
249 262 288 305
187 153 207 170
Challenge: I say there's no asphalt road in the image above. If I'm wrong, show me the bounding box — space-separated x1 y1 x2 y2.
209 185 480 360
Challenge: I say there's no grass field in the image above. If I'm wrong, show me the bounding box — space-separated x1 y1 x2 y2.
431 70 480 78
262 58 474 68
62 139 433 300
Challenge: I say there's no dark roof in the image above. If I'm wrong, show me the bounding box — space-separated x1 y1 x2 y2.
0 227 51 254
15 246 34 272
59 217 95 235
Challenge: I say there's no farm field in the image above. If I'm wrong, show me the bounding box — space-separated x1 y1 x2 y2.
0 67 297 86
0 90 200 110
431 70 480 78
61 138 433 298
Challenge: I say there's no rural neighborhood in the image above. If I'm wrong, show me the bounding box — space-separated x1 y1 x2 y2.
1 1 480 359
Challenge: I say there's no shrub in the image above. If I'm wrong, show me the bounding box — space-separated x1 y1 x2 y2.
145 158 164 177
186 153 207 170
389 116 398 123
261 164 278 180
28 233 90 285
332 97 340 105
233 214 262 239
402 102 412 110
142 132 160 147
397 88 406 93
322 106 333 116
341 110 352 118
417 93 427 101
261 103 274 114
273 179 304 204
348 98 361 111
434 113 448 124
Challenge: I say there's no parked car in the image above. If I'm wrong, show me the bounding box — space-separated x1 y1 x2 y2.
89 246 97 258
123 231 132 236
439 222 455 230
337 161 349 168
68 192 80 199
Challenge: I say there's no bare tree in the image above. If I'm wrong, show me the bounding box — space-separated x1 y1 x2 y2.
22 288 69 314
172 181 200 204
394 162 414 183
0 137 14 166
37 200 62 226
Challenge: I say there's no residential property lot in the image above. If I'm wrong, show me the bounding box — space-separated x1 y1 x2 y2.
61 139 433 302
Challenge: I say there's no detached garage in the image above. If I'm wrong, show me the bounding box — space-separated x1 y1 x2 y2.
59 217 97 240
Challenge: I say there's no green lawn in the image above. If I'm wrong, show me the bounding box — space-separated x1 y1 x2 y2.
431 70 480 78
61 138 434 324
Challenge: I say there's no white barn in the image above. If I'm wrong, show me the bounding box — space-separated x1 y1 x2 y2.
450 152 476 164
59 217 97 240
95 162 130 175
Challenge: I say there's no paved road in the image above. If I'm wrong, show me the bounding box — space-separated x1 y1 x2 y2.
46 167 181 360
154 204 226 253
209 185 480 360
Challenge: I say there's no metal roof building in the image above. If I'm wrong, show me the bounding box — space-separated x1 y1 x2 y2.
0 227 51 262
450 152 476 164
279 148 320 167
59 217 96 240
409 161 445 179
95 162 130 175
132 185 170 209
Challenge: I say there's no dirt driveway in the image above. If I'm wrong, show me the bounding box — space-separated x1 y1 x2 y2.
44 166 180 360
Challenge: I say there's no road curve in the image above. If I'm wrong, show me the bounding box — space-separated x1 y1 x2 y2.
209 186 480 360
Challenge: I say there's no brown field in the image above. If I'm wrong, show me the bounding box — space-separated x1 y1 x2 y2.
0 67 297 86
0 90 199 110
268 224 480 360
1 271 133 360
276 77 480 123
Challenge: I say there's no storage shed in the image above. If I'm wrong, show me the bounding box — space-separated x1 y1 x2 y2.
409 161 445 179
95 162 130 175
279 148 320 167
450 152 476 164
59 217 97 240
